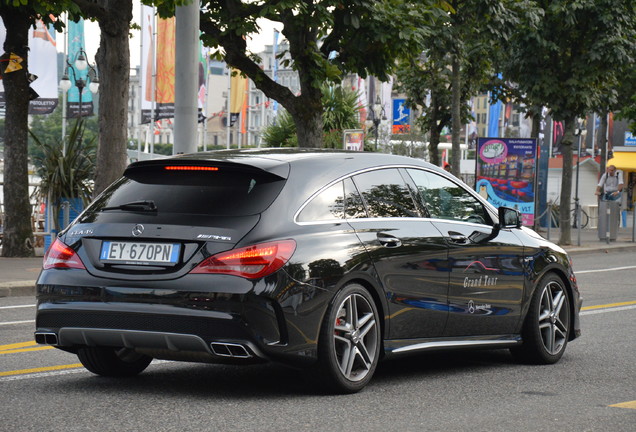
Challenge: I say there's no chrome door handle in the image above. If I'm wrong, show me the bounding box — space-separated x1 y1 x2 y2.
377 233 402 248
447 231 468 244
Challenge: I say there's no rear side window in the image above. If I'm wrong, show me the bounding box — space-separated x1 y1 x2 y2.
88 164 286 216
352 169 418 218
297 181 345 222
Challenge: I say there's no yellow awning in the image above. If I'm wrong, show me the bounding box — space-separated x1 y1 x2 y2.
608 152 636 171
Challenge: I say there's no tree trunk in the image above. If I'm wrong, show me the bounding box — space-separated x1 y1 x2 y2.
558 116 575 245
92 2 132 196
450 56 461 177
0 11 34 257
292 106 324 148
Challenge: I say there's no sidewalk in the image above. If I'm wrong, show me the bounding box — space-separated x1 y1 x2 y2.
2 227 636 298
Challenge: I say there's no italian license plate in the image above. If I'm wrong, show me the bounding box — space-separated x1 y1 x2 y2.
100 241 180 265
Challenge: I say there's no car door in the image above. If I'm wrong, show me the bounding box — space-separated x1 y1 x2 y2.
405 168 526 337
346 169 450 339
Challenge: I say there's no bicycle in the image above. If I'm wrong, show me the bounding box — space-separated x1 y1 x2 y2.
548 202 589 229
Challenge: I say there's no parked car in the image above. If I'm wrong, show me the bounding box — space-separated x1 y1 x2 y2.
35 149 581 393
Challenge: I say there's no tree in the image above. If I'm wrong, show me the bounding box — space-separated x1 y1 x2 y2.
500 0 636 245
0 1 79 257
262 83 362 148
443 0 528 177
73 0 133 197
151 0 445 149
395 1 528 172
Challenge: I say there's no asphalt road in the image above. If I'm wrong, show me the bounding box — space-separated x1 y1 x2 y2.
1 250 634 431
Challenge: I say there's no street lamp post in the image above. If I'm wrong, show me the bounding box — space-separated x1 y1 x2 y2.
370 95 386 151
59 48 99 151
574 118 585 246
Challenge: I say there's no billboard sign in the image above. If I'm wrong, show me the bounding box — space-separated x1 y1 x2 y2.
476 138 538 226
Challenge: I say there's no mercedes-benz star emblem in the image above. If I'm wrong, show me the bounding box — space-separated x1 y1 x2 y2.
132 224 145 237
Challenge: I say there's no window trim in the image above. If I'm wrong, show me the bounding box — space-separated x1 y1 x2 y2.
294 164 497 226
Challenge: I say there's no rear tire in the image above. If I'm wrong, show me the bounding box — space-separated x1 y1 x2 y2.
511 274 571 364
78 347 152 377
316 283 381 394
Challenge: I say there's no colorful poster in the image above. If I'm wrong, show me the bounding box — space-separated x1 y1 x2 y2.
343 129 364 151
140 6 175 123
475 138 538 226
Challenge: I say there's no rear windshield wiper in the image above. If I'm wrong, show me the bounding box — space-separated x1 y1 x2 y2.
101 200 157 212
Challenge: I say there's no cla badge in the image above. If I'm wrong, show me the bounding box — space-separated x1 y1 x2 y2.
132 224 144 237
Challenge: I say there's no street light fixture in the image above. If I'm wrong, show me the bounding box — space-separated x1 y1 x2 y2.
370 95 386 151
59 48 99 119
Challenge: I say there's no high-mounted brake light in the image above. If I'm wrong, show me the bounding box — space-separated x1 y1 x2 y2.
190 240 296 279
43 239 86 270
164 166 219 171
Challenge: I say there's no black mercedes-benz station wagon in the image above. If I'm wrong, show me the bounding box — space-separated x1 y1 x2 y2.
35 149 581 393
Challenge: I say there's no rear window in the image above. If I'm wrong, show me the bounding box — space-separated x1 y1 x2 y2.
88 164 286 216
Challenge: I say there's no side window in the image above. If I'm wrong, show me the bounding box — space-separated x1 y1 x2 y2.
352 169 418 218
407 169 490 224
344 178 367 219
297 181 345 222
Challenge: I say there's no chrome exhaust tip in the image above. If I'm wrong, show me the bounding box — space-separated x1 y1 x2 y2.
210 342 252 359
35 332 59 346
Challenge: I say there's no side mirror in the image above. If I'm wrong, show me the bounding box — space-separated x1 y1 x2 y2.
498 206 521 229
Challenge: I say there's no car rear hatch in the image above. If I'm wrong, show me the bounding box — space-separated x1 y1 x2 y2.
61 158 289 280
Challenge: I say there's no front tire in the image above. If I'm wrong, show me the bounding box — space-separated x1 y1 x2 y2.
316 284 381 393
78 347 152 377
511 273 571 364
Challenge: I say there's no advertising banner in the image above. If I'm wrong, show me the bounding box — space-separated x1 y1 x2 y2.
475 138 538 226
141 6 175 123
67 19 94 118
0 19 59 114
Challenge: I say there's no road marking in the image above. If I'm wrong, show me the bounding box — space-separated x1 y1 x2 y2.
0 320 35 326
581 300 636 311
580 301 636 316
0 363 83 377
609 400 636 410
0 341 38 351
0 341 52 354
0 304 35 310
576 265 636 274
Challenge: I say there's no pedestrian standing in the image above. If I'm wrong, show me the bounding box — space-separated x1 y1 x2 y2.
595 165 624 201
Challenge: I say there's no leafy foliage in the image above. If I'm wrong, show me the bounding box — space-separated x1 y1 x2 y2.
28 101 98 165
147 0 446 148
262 84 361 148
31 119 95 230
497 0 636 245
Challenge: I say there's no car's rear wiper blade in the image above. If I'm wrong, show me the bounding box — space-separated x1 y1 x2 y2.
101 200 157 212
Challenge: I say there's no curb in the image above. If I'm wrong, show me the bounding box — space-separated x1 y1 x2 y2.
0 281 37 298
565 243 636 256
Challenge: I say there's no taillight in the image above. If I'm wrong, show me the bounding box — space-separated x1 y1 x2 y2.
43 239 86 270
190 240 296 279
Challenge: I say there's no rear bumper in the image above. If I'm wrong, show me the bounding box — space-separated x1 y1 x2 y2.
35 269 329 365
